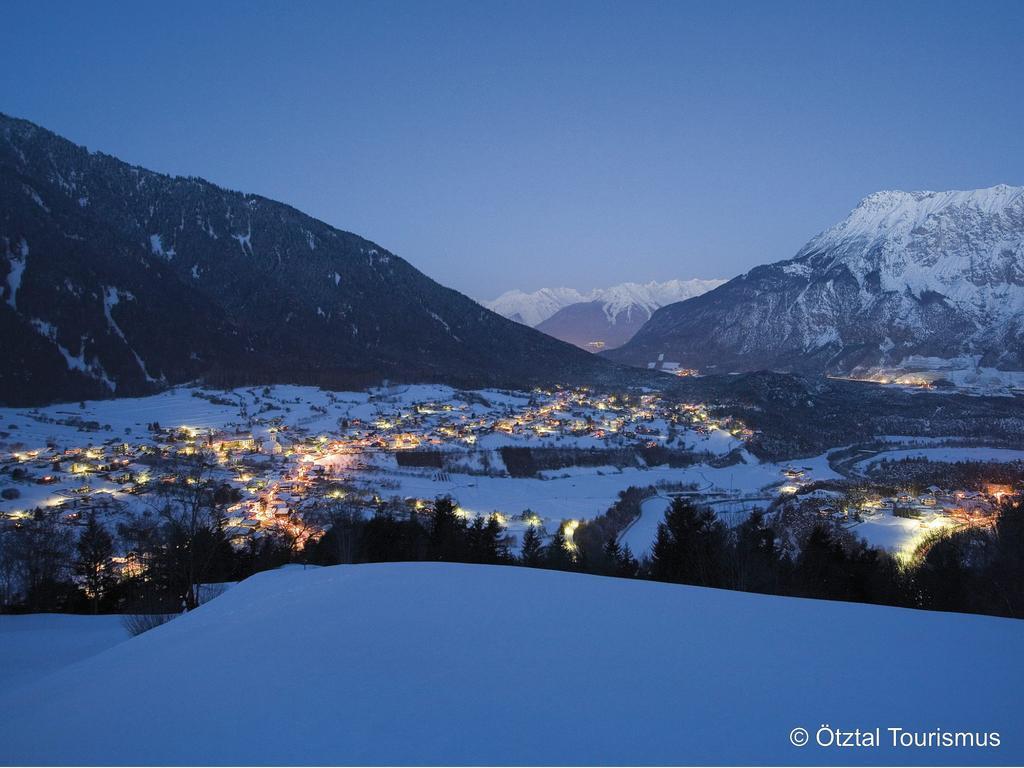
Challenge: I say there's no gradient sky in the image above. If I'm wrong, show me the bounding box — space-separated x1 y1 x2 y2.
3 1 1023 300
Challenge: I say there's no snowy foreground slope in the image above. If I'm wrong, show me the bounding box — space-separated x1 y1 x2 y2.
0 614 128 690
2 564 1021 766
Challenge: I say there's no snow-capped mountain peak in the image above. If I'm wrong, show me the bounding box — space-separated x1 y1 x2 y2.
486 278 725 328
487 278 725 352
800 184 1024 262
608 185 1024 375
794 183 1024 325
594 279 725 323
485 287 586 326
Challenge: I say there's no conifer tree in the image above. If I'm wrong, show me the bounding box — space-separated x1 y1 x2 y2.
649 497 728 586
617 543 640 578
603 536 623 576
520 525 544 567
545 526 574 571
429 497 465 561
75 511 114 613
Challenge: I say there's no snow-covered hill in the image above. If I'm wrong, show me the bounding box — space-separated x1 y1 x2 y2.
2 563 1020 765
488 279 725 350
609 185 1024 374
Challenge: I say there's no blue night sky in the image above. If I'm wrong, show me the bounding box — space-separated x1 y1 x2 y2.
3 0 1022 299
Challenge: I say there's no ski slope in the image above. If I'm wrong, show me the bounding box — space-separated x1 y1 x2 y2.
1 563 1020 765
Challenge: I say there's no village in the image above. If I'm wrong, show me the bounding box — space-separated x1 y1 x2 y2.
2 384 1021 565
0 384 751 555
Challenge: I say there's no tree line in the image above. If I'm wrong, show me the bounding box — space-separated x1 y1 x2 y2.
2 478 1022 620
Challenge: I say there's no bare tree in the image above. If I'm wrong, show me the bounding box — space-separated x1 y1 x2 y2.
7 508 75 610
149 452 233 609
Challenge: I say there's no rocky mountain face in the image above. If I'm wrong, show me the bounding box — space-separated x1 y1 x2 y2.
0 114 618 406
607 186 1024 374
489 279 724 351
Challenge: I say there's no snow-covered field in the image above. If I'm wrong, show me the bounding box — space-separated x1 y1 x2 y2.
620 493 677 556
0 563 1019 765
856 447 1024 472
0 613 128 690
362 454 808 543
849 513 954 555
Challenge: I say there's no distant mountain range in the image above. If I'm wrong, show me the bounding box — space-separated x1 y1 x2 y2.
486 279 724 351
0 114 620 406
606 185 1024 376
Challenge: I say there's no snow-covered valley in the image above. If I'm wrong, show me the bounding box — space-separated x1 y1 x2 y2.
2 384 1020 564
0 383 759 556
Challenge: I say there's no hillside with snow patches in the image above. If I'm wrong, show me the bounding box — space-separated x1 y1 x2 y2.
488 279 725 350
0 113 620 406
1 562 1021 766
608 185 1024 375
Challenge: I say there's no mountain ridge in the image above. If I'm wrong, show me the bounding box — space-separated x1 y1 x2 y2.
607 185 1024 374
489 278 725 350
0 113 620 405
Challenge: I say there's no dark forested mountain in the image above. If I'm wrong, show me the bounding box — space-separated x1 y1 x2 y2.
0 113 618 405
607 186 1024 375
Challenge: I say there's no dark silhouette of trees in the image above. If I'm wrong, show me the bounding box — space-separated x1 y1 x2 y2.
7 509 78 611
75 511 115 613
574 486 652 565
602 536 623 575
792 525 905 606
601 536 639 577
793 525 849 599
3 482 1022 621
466 514 510 564
148 453 236 609
989 500 1024 616
650 497 729 587
357 504 429 563
429 497 466 562
544 526 574 571
732 510 781 594
519 525 544 567
915 500 1024 617
306 506 364 565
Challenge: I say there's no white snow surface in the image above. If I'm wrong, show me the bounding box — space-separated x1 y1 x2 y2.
857 446 1024 472
1 563 1019 765
4 237 28 309
0 613 129 690
487 278 725 326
